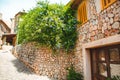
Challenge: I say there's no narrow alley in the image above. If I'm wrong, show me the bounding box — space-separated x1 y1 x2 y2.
0 50 50 80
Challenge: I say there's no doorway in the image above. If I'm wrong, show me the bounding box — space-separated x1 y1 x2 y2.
91 44 120 80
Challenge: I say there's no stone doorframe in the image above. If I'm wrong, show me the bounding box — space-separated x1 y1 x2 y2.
82 34 120 80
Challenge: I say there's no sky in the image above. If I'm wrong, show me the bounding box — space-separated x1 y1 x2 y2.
0 0 70 21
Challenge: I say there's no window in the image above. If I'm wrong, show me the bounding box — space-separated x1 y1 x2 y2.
91 45 120 80
77 1 87 24
101 0 116 9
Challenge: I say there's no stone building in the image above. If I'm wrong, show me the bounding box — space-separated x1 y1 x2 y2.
15 0 120 80
70 0 120 80
0 13 11 46
1 11 25 46
14 11 26 33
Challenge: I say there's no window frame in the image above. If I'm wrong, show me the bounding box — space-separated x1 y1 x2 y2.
101 0 117 10
77 0 88 25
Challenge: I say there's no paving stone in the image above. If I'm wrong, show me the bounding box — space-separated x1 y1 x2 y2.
0 50 50 80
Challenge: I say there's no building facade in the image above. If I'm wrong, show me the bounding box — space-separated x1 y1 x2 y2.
0 13 11 46
71 0 120 80
14 11 26 33
1 11 25 46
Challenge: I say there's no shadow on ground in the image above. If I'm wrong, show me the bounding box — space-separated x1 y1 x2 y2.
12 59 33 74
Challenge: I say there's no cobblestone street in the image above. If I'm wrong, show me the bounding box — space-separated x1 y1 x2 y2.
0 50 50 80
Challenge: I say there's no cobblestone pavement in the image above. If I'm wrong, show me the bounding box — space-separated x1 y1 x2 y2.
0 50 50 80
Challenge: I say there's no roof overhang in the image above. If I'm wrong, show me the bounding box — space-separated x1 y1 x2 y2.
1 33 16 43
69 0 83 10
15 11 26 17
0 20 11 32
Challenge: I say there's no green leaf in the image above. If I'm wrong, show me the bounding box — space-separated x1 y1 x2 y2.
18 1 79 53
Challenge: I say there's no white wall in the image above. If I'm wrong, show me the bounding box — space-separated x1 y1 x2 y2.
10 18 15 33
0 13 2 20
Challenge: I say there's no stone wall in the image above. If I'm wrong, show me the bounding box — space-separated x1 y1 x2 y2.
15 42 78 80
74 0 120 75
77 0 120 43
14 0 120 80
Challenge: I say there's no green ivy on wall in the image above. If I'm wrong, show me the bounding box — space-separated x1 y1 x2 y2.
18 1 78 53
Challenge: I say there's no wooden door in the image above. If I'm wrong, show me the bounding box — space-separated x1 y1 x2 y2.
91 44 120 80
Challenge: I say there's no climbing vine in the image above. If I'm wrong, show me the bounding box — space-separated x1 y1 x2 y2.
18 1 78 53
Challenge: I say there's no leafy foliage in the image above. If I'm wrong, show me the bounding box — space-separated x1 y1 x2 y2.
107 75 120 80
61 6 78 52
18 1 78 53
66 64 83 80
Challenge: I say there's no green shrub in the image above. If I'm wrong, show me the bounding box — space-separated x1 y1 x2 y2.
107 75 120 80
18 1 78 53
66 65 83 80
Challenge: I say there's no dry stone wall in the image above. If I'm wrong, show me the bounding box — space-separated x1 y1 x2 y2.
77 0 120 43
74 0 120 75
16 42 77 80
